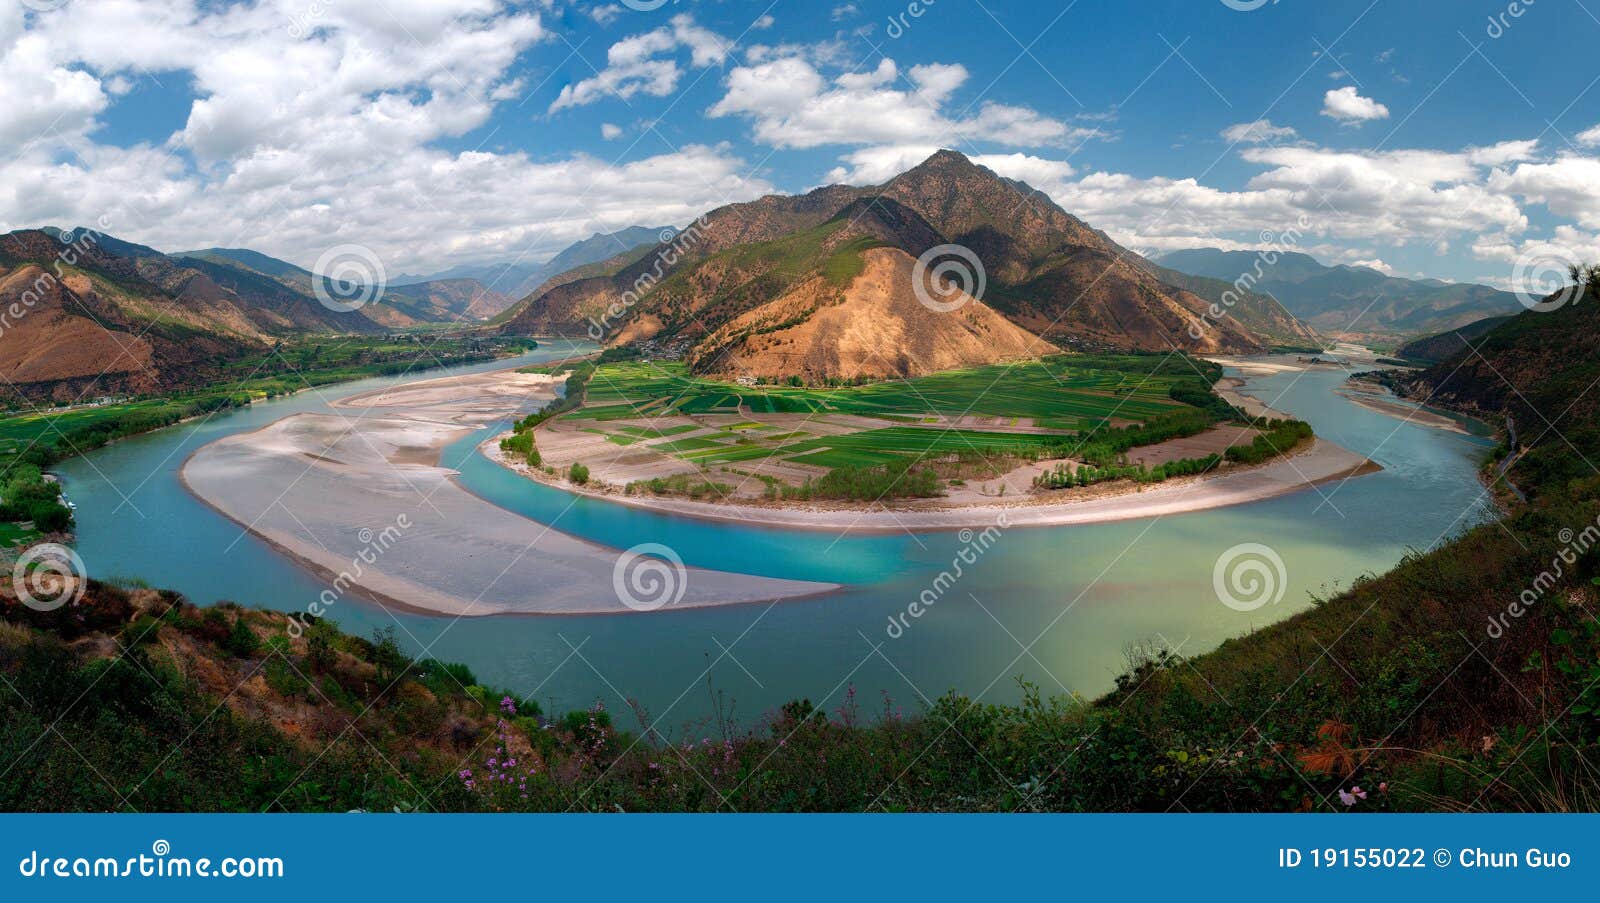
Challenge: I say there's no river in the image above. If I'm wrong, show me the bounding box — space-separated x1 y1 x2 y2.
55 346 1497 731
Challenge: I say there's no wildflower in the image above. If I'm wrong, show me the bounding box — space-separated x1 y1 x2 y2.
1378 782 1388 793
501 696 517 715
1337 786 1368 807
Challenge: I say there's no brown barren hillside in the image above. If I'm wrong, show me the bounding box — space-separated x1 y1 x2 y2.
692 247 1055 381
0 230 256 400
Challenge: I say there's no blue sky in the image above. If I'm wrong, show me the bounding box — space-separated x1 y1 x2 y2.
4 0 1600 291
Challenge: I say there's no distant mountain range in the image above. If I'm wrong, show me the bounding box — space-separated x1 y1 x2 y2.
497 150 1320 381
0 223 675 400
1155 248 1522 341
395 225 674 303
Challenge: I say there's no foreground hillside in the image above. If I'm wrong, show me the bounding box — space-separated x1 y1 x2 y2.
499 151 1320 379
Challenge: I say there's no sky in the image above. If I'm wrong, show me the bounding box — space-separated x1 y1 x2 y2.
4 0 1600 291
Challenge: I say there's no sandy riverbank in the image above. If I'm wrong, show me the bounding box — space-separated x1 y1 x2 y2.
486 437 1379 533
180 366 838 617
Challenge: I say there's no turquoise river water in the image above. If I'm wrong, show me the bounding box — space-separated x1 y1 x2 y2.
55 343 1496 731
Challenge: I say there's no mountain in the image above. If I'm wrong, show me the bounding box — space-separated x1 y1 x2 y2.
176 247 511 327
1156 248 1522 341
1136 258 1323 351
1394 313 1516 363
1395 281 1599 495
499 150 1301 379
0 230 257 400
396 225 672 302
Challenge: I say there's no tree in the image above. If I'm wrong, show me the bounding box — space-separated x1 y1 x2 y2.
568 462 590 485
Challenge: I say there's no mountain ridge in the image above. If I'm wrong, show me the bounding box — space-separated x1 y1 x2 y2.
1157 247 1522 340
498 150 1317 377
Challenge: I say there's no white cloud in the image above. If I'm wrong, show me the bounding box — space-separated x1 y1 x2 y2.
1577 122 1600 147
752 14 775 30
601 122 623 140
0 3 773 273
1220 119 1298 145
1489 156 1600 230
1348 258 1393 274
1321 86 1390 123
710 55 1097 150
548 14 729 113
822 146 1076 190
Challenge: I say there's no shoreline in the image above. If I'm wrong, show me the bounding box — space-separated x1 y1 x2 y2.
177 362 839 618
482 436 1380 533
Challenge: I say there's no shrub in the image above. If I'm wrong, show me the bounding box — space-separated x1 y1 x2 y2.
568 462 590 485
222 616 261 657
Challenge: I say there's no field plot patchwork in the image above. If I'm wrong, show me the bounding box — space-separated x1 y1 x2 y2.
520 355 1262 501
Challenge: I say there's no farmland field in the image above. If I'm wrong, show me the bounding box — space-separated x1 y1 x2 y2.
530 354 1250 493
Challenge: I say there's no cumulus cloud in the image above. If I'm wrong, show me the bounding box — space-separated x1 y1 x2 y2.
548 14 729 113
822 146 1075 190
1321 86 1390 123
1348 258 1393 274
0 2 773 272
601 122 623 140
709 54 1098 150
1577 122 1600 147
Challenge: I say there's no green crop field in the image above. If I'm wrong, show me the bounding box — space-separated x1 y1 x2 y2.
580 357 1192 427
558 354 1223 476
